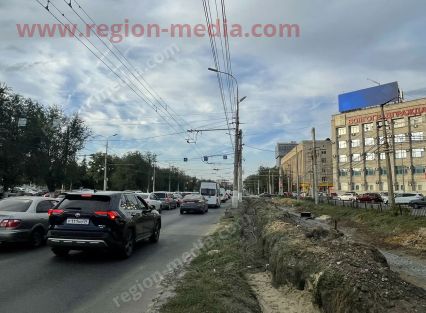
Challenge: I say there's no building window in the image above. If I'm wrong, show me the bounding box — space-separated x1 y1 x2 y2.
338 141 347 149
337 127 347 136
351 139 361 148
412 132 424 141
414 166 425 174
322 177 327 182
380 168 387 175
366 168 375 176
410 116 422 125
321 150 326 155
395 150 407 159
352 168 362 176
395 166 408 175
364 123 374 132
418 185 423 191
366 153 376 161
393 118 405 128
339 169 349 177
339 155 348 163
394 134 406 143
350 125 360 134
352 154 361 162
369 185 374 191
380 153 386 160
365 138 375 146
379 137 385 144
412 148 425 158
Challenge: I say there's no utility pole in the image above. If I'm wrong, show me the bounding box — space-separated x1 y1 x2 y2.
288 165 291 193
381 103 395 207
257 178 260 195
271 171 275 195
238 130 243 201
103 134 117 191
168 164 171 192
208 68 246 209
152 159 156 192
312 128 319 204
279 166 283 196
296 146 300 200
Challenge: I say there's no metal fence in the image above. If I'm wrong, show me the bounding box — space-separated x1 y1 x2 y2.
309 197 426 217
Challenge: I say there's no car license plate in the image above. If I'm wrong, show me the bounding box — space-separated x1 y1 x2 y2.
66 218 89 225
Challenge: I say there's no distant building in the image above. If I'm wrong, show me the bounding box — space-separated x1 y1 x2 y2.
275 142 298 167
281 140 333 194
331 97 426 193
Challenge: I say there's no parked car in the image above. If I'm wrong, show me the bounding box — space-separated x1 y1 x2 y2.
329 192 339 200
0 197 58 247
47 192 161 258
180 194 208 214
152 192 177 210
408 198 426 209
356 193 383 203
136 193 162 213
379 192 389 204
337 192 358 201
173 193 183 207
394 193 424 204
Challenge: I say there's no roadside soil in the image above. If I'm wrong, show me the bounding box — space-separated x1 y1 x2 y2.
243 198 426 313
247 272 320 313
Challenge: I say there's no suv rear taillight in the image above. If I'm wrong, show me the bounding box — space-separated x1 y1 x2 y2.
94 211 119 220
48 209 64 216
0 219 21 229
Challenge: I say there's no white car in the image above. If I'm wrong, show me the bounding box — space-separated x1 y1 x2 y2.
338 192 358 201
379 192 389 204
394 193 423 204
136 193 162 213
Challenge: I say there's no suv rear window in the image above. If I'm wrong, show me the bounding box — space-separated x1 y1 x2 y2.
57 194 111 212
201 189 216 196
0 199 32 212
153 193 166 199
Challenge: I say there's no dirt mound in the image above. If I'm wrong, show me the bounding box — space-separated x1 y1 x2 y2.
244 199 426 313
385 228 426 253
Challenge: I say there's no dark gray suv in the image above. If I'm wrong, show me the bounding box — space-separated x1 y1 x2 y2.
47 192 161 258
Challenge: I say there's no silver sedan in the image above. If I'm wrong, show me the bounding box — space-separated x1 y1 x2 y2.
0 197 58 247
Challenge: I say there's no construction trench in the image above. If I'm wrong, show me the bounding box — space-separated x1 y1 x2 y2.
240 198 426 313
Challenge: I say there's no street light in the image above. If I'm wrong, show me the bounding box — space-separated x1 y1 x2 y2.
103 134 118 191
208 67 246 208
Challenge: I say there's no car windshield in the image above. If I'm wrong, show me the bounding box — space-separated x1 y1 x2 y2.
0 199 33 212
57 195 111 212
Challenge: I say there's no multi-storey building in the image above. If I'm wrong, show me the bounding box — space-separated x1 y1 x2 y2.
281 140 333 193
331 98 426 192
275 142 298 167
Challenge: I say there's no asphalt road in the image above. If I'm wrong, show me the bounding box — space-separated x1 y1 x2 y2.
0 203 228 313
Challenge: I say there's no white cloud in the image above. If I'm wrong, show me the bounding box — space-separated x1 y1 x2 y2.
1 0 426 181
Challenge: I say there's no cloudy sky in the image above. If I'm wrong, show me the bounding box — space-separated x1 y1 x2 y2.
1 0 426 181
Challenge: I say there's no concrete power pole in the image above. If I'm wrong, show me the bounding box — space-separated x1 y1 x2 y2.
312 128 319 205
238 130 243 201
152 160 156 193
296 146 300 200
257 178 260 195
380 104 395 207
279 166 283 196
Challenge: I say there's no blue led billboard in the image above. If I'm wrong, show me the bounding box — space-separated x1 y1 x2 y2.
338 82 399 113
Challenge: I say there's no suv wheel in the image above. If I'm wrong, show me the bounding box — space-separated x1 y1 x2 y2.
118 231 134 259
30 228 45 248
52 247 69 257
150 224 160 243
